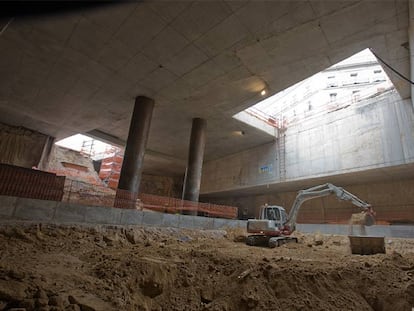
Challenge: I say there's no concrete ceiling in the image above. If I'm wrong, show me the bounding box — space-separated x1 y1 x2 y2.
0 1 410 176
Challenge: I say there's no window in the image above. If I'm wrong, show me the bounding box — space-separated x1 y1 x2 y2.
373 68 386 82
326 75 338 87
267 208 280 221
352 90 360 102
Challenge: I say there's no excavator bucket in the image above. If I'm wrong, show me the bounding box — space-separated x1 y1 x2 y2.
348 236 385 255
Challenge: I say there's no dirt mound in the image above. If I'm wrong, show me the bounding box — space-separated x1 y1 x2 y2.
0 224 413 311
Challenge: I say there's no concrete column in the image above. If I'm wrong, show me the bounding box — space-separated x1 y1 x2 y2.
183 118 207 204
117 96 154 194
38 136 55 171
410 0 414 108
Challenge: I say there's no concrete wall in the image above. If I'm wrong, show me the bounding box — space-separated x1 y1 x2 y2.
0 122 52 169
201 92 414 194
202 142 278 193
285 93 414 180
297 224 414 239
205 178 414 224
1 195 413 238
0 195 244 230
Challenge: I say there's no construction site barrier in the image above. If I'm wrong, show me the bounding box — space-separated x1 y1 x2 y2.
3 166 410 223
137 193 238 219
0 164 65 201
62 179 238 219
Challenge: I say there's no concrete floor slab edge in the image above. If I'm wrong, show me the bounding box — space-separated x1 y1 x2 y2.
2 196 413 237
14 197 57 222
0 195 17 217
142 211 164 226
178 214 195 229
120 209 143 226
162 213 179 227
54 203 87 223
296 224 414 238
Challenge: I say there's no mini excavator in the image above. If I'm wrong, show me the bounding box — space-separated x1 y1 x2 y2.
246 183 383 254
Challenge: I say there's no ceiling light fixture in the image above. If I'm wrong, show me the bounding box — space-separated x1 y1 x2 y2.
260 89 266 96
232 130 245 136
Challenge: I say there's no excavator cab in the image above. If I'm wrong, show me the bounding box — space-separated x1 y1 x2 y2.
246 205 297 247
260 205 287 222
247 205 285 234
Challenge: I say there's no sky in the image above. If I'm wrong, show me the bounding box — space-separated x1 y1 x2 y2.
55 134 116 157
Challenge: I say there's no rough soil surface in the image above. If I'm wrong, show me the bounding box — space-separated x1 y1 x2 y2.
1 224 414 311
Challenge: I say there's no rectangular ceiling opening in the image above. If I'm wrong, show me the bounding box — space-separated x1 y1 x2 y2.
233 48 395 134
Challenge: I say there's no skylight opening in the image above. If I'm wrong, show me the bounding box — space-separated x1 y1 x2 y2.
56 134 120 160
233 48 395 136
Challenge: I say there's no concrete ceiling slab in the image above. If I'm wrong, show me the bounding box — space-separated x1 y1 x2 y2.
114 9 162 55
0 1 410 177
194 14 250 57
67 17 113 59
142 26 190 65
319 1 397 44
170 1 233 42
97 39 134 72
163 44 209 77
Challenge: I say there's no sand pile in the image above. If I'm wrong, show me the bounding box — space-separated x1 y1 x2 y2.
0 224 413 311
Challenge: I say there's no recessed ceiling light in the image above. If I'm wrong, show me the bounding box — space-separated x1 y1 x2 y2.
260 89 266 96
232 130 245 136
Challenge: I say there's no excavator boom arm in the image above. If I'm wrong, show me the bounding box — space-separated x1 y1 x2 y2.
284 183 371 233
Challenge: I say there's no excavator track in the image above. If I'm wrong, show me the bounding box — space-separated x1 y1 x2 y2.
246 235 269 247
268 236 298 248
246 235 298 248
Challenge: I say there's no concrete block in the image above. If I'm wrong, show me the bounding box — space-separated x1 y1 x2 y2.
54 203 86 223
163 213 179 227
226 220 240 228
193 216 214 230
14 198 57 221
212 218 230 229
392 226 414 238
142 211 164 226
120 209 143 226
238 220 247 229
84 206 122 224
0 196 17 217
179 214 194 229
295 224 414 239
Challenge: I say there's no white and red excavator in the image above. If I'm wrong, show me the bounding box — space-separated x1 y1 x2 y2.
246 183 377 249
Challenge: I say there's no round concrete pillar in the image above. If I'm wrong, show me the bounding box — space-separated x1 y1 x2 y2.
183 118 207 205
117 96 154 195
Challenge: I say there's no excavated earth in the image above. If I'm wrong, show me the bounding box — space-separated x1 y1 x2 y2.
1 223 414 311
